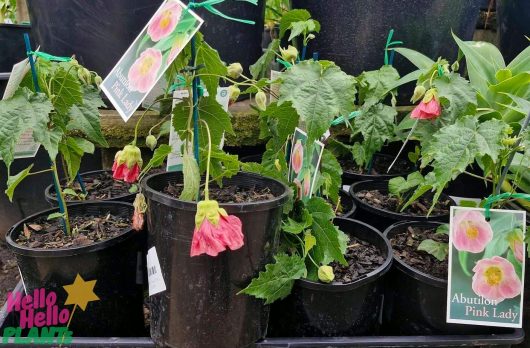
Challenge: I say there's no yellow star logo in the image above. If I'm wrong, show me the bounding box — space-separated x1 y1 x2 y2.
63 274 100 311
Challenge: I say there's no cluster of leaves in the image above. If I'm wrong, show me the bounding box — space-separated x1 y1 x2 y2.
0 58 107 201
0 0 16 23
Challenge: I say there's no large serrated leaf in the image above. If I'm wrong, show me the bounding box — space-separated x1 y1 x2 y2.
354 103 396 164
5 164 33 201
59 137 95 183
66 86 108 147
50 66 83 115
238 253 306 304
260 101 299 149
279 9 311 39
195 39 227 96
179 152 200 201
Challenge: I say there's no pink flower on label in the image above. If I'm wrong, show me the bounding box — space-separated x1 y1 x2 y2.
411 88 442 120
128 48 162 93
453 210 493 253
507 229 525 262
147 2 182 42
291 140 303 175
190 200 244 257
302 172 311 196
513 241 524 262
472 256 521 302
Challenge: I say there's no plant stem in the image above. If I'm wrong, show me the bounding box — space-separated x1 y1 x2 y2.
133 96 179 145
148 114 170 136
51 161 71 235
387 119 419 173
200 119 212 201
27 168 53 176
463 171 493 183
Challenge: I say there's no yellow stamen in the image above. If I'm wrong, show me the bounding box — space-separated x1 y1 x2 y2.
139 57 154 75
484 266 503 286
159 10 172 29
465 223 479 239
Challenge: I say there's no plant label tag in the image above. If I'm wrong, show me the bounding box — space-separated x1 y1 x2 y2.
147 247 166 296
3 58 30 100
100 0 203 122
447 206 526 328
288 127 324 199
166 87 229 171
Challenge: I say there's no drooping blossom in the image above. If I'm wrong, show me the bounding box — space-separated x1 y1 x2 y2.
291 140 303 175
472 256 521 302
112 144 143 183
128 48 162 93
411 88 442 120
147 2 182 42
190 200 244 257
453 210 493 253
132 193 147 231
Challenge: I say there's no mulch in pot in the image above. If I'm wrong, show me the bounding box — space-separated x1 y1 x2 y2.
390 225 448 279
50 171 132 201
164 183 277 203
356 189 452 217
340 156 414 176
330 236 385 283
14 213 131 249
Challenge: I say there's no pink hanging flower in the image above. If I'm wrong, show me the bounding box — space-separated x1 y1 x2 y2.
190 200 244 257
291 140 303 175
472 256 521 302
112 145 143 183
128 48 163 93
411 88 442 120
147 2 183 42
452 210 493 253
132 193 147 231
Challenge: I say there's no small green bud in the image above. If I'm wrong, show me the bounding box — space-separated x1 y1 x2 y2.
145 135 157 151
318 265 335 283
502 137 517 146
410 85 426 104
227 62 243 79
228 85 240 102
280 45 298 62
71 58 79 66
94 75 103 87
391 93 397 108
255 90 267 111
307 33 316 40
451 60 460 72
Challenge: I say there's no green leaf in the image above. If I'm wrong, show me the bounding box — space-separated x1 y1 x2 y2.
319 149 342 203
59 137 95 183
200 148 239 184
507 45 530 75
483 230 510 259
287 19 320 42
195 38 227 96
144 144 172 171
47 212 65 220
260 101 299 149
50 66 83 115
279 60 356 142
282 208 312 234
0 88 54 169
279 9 311 39
250 39 280 79
304 232 317 257
418 239 448 261
393 47 436 70
5 164 33 201
357 65 400 106
66 86 108 147
433 72 477 125
507 249 523 280
459 250 472 277
179 152 200 201
306 196 335 222
238 253 306 304
388 172 423 197
436 224 449 235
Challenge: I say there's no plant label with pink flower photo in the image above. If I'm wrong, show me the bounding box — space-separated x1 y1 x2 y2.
288 127 324 200
100 0 203 122
447 207 526 328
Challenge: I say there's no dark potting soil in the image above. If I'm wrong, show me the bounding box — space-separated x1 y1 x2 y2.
14 213 131 249
0 244 19 302
340 156 414 176
390 226 448 279
51 172 133 201
330 237 385 283
355 189 451 216
164 183 276 203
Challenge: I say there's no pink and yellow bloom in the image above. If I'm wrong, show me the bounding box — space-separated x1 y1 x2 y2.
190 200 244 257
411 88 442 120
453 210 493 253
128 48 162 93
472 256 521 302
112 145 143 183
147 2 182 42
291 140 303 175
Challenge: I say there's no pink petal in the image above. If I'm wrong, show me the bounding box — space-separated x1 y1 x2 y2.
113 163 126 181
123 164 140 183
217 215 244 251
190 220 226 257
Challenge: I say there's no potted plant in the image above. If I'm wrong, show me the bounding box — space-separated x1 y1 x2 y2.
1 56 145 337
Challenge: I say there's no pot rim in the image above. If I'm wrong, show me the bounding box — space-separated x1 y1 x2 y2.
349 180 454 220
341 153 415 181
44 169 135 202
383 220 447 288
296 218 393 292
6 201 135 258
338 189 356 218
141 171 291 213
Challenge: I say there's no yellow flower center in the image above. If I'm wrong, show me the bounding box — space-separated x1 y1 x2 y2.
484 266 503 286
465 223 479 239
139 57 154 75
159 10 172 29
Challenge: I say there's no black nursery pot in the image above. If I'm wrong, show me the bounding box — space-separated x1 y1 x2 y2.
383 221 506 336
497 0 530 64
269 218 392 337
5 202 146 337
142 171 289 348
44 170 136 205
338 189 356 219
341 153 415 186
350 180 454 232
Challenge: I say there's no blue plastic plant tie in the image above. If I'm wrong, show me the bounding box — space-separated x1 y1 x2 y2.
301 45 307 61
187 0 257 25
331 111 362 126
23 33 68 231
484 193 530 221
276 58 292 69
313 52 319 61
384 29 403 66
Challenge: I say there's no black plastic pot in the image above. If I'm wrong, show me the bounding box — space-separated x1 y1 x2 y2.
444 165 493 199
497 0 530 64
0 24 32 73
142 171 289 348
337 189 356 219
44 170 136 205
341 153 415 186
350 180 454 232
269 218 392 337
5 202 146 337
383 221 509 336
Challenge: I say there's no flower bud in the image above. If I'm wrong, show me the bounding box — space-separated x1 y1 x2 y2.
274 159 281 172
410 85 426 104
227 63 243 79
280 45 298 62
307 33 316 40
318 265 335 283
502 137 517 146
228 85 240 102
121 144 143 169
145 134 157 151
94 75 103 87
451 60 460 72
391 93 397 107
255 90 267 111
